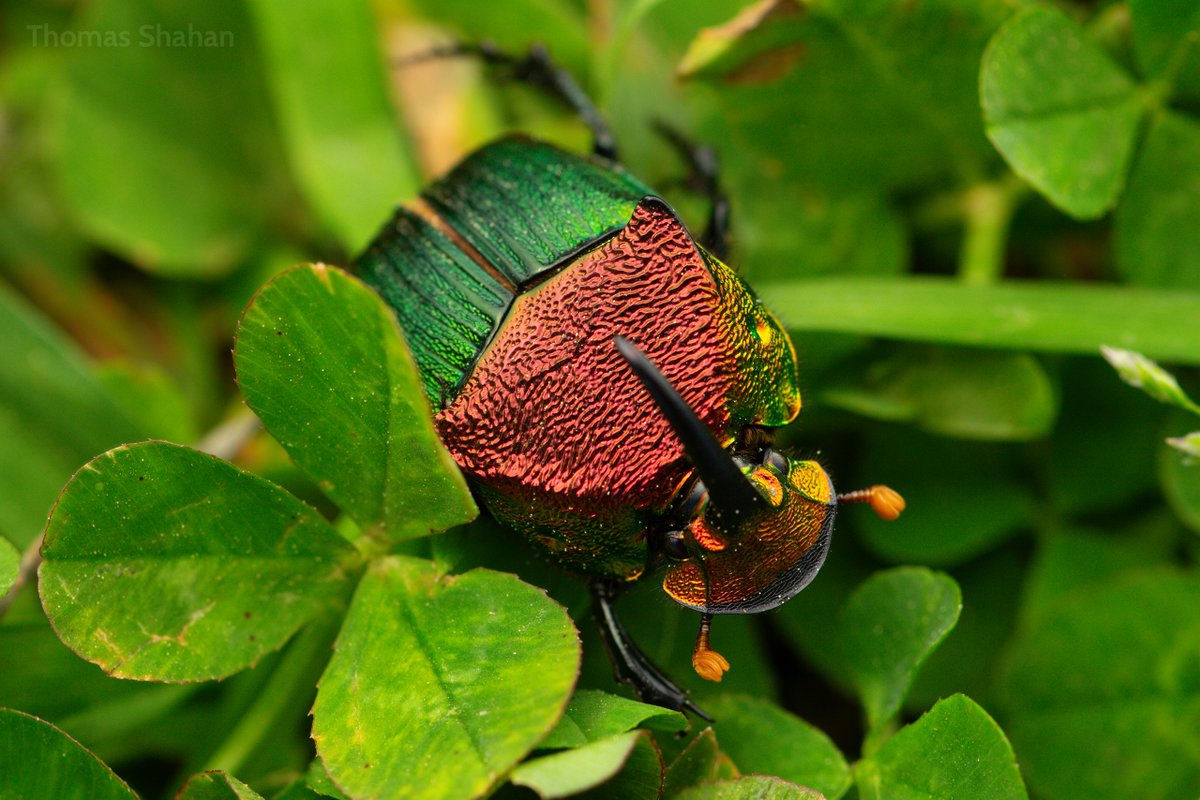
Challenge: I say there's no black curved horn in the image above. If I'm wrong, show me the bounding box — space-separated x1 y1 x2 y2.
615 336 768 534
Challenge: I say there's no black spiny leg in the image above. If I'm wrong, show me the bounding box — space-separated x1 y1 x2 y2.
653 122 731 261
590 578 712 722
398 41 618 161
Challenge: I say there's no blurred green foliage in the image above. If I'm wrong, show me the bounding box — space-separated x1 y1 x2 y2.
1 0 1199 798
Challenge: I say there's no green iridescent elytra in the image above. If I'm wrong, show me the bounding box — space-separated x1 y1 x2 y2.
356 136 654 401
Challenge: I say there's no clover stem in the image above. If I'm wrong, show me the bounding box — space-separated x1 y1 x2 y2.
201 608 342 776
194 410 263 460
0 532 44 622
958 175 1023 286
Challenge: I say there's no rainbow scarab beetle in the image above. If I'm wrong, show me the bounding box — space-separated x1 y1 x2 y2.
355 46 903 719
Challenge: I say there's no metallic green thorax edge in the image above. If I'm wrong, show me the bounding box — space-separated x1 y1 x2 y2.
355 136 654 401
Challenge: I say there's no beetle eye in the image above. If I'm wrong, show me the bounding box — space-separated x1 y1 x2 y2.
663 530 690 560
763 448 788 474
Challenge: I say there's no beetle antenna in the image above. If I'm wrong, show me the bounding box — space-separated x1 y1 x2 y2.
692 613 730 682
838 485 906 521
615 336 768 534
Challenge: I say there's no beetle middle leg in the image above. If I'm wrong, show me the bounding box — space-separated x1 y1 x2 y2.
397 41 618 161
590 578 713 722
652 122 731 261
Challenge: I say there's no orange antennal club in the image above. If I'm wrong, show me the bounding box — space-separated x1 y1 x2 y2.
691 613 730 682
838 485 906 521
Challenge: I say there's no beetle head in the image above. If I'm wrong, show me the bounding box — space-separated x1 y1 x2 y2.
615 337 836 614
663 451 836 614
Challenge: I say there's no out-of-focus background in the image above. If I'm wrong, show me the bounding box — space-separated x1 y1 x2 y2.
2 1 1199 799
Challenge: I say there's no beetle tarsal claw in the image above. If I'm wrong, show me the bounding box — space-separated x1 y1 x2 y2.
692 613 729 682
837 484 906 521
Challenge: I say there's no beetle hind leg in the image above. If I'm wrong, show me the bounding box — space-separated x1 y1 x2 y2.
590 579 713 722
652 122 731 261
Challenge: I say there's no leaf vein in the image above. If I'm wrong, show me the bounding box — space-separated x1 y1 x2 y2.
987 89 1138 127
395 582 491 774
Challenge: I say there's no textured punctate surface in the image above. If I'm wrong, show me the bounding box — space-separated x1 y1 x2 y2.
664 460 835 612
436 199 799 578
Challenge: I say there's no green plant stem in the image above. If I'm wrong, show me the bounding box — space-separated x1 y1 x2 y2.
0 533 45 622
194 409 262 460
852 757 883 800
1086 3 1132 56
1144 29 1200 112
861 717 899 759
594 0 667 103
958 176 1023 285
202 609 342 776
355 525 394 560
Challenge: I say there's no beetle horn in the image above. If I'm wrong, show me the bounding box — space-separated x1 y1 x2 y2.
615 336 769 532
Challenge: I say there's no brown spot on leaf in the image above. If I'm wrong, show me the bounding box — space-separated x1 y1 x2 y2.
726 43 806 84
680 0 806 83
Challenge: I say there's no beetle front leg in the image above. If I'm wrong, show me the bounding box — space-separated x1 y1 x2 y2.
589 578 713 722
